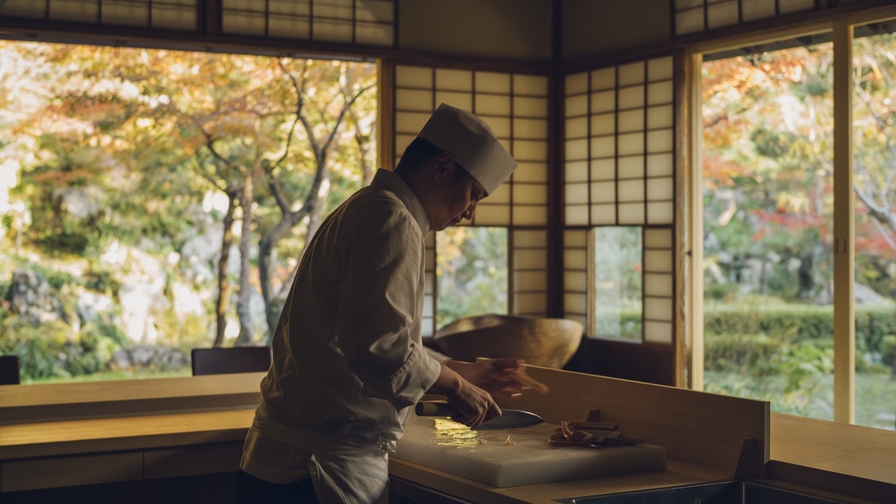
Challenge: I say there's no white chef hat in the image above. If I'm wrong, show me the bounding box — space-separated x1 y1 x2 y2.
417 103 517 196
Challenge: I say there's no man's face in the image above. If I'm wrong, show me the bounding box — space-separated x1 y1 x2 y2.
431 162 486 232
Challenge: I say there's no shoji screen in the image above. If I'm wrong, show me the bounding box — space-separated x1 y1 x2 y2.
0 0 197 30
674 0 816 36
0 0 396 44
643 227 674 344
563 56 676 345
563 230 589 329
393 65 550 336
221 0 394 44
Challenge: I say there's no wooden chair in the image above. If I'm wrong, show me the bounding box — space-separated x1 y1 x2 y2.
190 346 273 376
0 355 20 385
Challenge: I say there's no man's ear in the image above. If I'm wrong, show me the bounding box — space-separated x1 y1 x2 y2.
431 152 456 183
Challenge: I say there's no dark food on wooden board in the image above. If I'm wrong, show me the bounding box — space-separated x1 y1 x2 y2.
547 420 645 448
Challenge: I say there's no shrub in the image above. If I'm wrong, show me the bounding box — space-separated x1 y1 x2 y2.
705 305 896 356
1 318 73 380
704 333 781 373
881 335 896 370
84 267 121 296
0 314 126 381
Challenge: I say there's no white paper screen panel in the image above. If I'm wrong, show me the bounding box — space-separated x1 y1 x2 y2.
221 0 394 45
0 0 197 30
513 229 548 317
564 56 675 227
642 227 674 344
394 65 549 229
563 229 588 328
674 0 817 36
422 232 436 337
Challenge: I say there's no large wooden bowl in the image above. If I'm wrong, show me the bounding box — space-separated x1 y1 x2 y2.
434 314 584 369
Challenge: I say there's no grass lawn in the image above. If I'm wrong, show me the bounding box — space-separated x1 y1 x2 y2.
705 370 895 431
22 367 192 384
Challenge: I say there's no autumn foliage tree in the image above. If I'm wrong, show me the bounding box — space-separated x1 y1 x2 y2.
1 41 376 348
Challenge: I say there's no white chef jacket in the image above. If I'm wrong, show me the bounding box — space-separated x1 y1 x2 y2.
241 169 448 502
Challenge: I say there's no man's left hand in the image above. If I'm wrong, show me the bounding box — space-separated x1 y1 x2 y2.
444 358 531 398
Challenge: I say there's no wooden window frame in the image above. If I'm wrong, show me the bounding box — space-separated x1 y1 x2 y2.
684 3 896 424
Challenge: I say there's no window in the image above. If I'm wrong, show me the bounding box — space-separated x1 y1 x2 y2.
0 0 397 45
392 65 550 336
852 22 896 430
702 41 835 419
674 0 817 37
593 226 643 341
0 0 197 30
436 227 508 329
221 0 395 45
0 40 377 384
696 18 896 430
563 57 676 345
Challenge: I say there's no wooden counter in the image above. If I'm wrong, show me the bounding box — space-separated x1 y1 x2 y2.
768 413 896 503
0 372 263 424
0 369 893 503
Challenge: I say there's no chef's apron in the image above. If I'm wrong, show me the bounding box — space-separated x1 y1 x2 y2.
245 410 397 504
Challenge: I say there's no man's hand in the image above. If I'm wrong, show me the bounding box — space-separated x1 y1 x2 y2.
444 358 536 398
427 363 501 428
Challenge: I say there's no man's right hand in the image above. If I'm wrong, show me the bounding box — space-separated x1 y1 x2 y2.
427 363 501 428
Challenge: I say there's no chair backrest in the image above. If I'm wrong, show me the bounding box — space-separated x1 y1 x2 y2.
191 346 273 376
0 355 21 385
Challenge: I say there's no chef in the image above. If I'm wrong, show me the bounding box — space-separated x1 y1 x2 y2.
239 103 537 504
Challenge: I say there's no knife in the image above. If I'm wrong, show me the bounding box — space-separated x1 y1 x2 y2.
414 401 544 430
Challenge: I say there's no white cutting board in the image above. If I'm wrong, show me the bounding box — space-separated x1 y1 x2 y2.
394 415 666 487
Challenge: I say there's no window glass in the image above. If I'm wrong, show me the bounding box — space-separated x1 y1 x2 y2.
592 226 643 341
436 227 508 329
702 42 835 420
0 41 377 384
852 23 896 431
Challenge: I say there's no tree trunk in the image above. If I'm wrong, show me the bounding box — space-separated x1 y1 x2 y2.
357 120 375 186
798 252 814 299
302 170 331 261
258 236 277 345
891 345 895 380
235 176 255 345
213 191 238 347
258 221 298 345
759 189 770 295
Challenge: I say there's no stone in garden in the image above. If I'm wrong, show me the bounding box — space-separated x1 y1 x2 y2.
51 186 105 220
5 269 68 325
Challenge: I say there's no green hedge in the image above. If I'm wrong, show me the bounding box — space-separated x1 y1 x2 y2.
704 305 896 355
704 305 896 373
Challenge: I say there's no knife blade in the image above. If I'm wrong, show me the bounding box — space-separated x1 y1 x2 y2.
414 401 544 430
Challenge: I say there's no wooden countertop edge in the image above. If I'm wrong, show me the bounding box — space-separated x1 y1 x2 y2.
0 429 249 461
0 408 893 503
1 379 894 504
0 408 256 460
0 374 264 425
0 394 262 426
769 413 896 485
767 460 896 504
388 457 732 504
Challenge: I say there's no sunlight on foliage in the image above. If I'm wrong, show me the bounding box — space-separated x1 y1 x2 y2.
0 41 377 382
703 33 896 429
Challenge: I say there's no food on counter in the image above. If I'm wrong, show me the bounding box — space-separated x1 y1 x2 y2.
547 420 646 449
428 418 513 448
430 418 483 447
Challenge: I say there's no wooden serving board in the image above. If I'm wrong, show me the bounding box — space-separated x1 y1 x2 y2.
394 415 666 488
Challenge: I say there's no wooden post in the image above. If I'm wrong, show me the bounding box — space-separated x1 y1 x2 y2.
832 19 855 425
